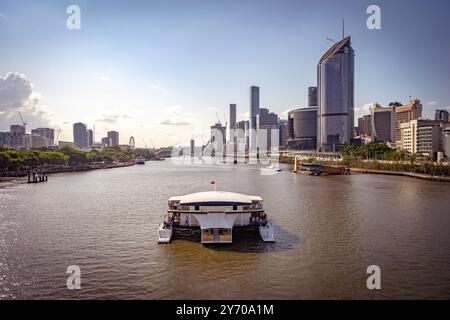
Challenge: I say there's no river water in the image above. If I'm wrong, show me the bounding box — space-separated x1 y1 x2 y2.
1 161 450 299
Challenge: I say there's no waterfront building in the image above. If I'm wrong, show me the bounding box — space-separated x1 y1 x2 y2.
256 108 279 151
210 122 226 156
229 104 237 138
443 127 450 159
30 134 50 148
31 128 55 146
400 119 445 156
73 122 88 149
394 99 422 144
370 104 395 142
308 86 318 107
358 115 372 138
10 125 26 149
107 131 119 147
317 37 355 152
236 120 249 151
249 86 260 150
58 141 74 148
317 36 354 152
101 137 109 146
0 132 12 148
87 129 94 147
190 139 195 157
278 119 288 148
435 109 449 122
286 107 317 150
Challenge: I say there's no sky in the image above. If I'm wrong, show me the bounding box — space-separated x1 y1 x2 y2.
1 0 450 147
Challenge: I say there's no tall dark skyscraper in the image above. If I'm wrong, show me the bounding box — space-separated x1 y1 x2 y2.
107 131 119 147
229 104 237 139
249 86 260 150
317 36 354 152
435 109 449 122
73 122 88 149
308 86 317 107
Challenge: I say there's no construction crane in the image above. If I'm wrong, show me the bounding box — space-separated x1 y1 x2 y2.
55 129 62 146
223 113 228 128
18 111 27 127
216 112 221 124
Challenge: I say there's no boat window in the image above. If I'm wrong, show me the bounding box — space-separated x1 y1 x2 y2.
233 205 238 211
195 205 200 211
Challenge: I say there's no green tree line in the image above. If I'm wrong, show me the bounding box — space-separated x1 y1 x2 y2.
0 146 155 171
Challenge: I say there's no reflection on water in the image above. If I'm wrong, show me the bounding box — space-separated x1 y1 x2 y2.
0 161 450 299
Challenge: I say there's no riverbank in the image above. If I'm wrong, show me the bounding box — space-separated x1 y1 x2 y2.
350 168 450 182
280 154 450 182
0 161 135 178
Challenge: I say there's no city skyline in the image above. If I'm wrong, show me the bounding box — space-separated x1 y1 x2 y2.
1 0 450 147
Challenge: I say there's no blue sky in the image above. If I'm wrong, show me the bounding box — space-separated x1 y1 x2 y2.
1 0 449 146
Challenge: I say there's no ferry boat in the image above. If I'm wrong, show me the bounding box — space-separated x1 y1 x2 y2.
157 191 275 244
135 156 146 165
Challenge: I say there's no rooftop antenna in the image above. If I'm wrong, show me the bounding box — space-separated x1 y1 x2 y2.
342 18 345 39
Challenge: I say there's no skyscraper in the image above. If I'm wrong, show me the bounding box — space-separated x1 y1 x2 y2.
317 36 354 152
256 108 279 151
229 104 237 141
308 86 317 107
31 128 55 146
73 122 88 149
370 104 394 142
87 129 94 147
394 99 422 144
10 125 26 149
249 86 260 150
435 109 449 122
107 131 119 147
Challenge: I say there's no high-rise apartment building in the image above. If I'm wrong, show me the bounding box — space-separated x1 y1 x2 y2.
31 128 55 146
73 122 88 149
107 131 119 147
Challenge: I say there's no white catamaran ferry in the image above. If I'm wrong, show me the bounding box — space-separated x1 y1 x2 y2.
157 190 275 244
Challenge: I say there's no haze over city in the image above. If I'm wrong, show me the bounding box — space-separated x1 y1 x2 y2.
1 0 450 147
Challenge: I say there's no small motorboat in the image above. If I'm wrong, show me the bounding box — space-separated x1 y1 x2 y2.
157 222 173 244
259 221 275 242
260 165 282 175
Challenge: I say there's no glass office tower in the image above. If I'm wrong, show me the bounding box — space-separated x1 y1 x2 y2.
317 37 354 152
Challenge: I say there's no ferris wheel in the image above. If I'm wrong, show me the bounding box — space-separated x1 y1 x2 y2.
129 136 135 149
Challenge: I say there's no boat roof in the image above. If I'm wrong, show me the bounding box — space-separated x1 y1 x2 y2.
169 191 262 206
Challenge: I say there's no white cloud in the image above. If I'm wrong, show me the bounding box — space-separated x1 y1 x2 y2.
0 73 54 130
427 101 438 107
95 113 132 124
354 103 373 115
160 119 191 126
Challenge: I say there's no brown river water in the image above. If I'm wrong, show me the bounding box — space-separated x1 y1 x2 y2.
1 161 450 299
